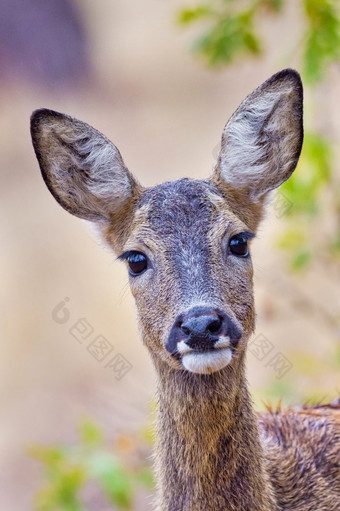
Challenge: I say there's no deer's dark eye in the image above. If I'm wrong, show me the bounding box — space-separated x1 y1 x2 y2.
126 251 148 275
229 234 251 257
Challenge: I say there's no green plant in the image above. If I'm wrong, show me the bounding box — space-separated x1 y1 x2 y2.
29 419 154 511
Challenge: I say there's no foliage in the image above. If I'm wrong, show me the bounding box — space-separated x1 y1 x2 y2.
277 131 332 268
178 0 285 66
29 419 154 511
178 0 340 270
303 0 340 83
281 132 332 216
178 0 340 83
179 4 262 66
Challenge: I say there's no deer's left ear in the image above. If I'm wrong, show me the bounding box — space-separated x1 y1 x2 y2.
212 69 303 201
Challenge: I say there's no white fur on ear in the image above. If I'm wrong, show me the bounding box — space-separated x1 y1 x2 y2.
31 109 140 221
215 69 303 201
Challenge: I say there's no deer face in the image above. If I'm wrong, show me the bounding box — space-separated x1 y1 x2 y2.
31 69 303 375
115 179 255 373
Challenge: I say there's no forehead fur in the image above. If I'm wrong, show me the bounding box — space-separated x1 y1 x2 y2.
139 178 223 235
105 177 258 252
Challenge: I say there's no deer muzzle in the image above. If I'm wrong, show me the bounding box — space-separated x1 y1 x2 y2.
166 306 242 374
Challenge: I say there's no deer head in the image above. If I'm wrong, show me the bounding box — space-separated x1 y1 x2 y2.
31 69 303 375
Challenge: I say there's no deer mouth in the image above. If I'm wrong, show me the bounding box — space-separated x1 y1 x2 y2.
181 346 233 374
176 336 234 374
166 306 242 373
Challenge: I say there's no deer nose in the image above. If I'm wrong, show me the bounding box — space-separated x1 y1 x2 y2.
166 306 241 355
180 313 223 349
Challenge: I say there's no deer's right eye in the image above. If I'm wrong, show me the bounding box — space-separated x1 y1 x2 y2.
121 251 148 276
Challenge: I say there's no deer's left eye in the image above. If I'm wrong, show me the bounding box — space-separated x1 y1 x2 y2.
229 234 251 257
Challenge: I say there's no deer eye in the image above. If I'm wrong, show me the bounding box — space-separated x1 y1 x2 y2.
119 251 148 276
229 233 253 257
127 251 148 275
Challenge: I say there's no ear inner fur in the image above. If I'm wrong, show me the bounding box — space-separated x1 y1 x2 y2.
30 108 142 222
212 68 303 202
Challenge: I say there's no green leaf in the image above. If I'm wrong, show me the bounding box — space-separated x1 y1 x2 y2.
88 452 133 509
280 132 332 216
303 0 340 83
29 445 66 467
291 249 312 270
78 419 103 448
34 461 86 511
194 11 261 66
276 227 306 250
178 5 212 25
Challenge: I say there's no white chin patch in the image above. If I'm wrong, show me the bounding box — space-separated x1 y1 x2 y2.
181 348 232 374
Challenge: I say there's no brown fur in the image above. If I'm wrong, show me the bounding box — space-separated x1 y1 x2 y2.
30 69 339 510
259 400 340 510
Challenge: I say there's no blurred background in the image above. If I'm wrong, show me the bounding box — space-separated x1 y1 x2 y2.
1 0 339 509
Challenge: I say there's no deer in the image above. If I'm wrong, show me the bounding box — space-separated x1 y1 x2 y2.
30 69 340 511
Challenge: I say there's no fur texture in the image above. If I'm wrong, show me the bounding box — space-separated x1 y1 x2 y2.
31 69 339 511
30 109 141 222
215 69 303 202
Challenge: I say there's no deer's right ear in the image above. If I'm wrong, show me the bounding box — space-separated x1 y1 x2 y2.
212 69 303 202
30 109 141 222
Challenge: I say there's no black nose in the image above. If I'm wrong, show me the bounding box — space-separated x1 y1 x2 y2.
181 313 222 348
166 306 241 354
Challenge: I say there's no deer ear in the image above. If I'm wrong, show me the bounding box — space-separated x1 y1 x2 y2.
213 69 303 201
30 109 141 222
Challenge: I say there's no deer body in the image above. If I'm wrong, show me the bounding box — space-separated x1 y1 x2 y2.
31 69 340 510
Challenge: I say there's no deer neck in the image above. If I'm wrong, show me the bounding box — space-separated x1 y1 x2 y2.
152 355 275 511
